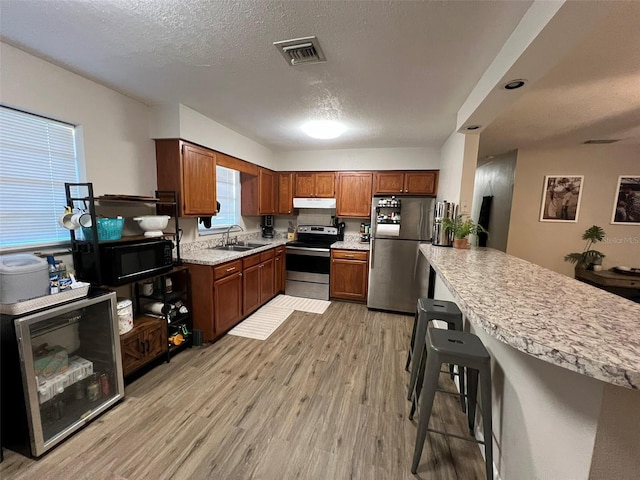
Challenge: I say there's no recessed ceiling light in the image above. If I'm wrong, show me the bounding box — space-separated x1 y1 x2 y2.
503 79 527 90
583 139 621 144
465 125 481 131
302 120 346 139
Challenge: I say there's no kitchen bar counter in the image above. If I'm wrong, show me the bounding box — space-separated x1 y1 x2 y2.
330 240 370 251
420 244 640 389
420 244 640 479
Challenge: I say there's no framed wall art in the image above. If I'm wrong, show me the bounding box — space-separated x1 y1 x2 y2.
611 176 640 225
539 175 584 222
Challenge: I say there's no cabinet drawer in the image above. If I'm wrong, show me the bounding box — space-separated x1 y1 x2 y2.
260 249 275 261
332 250 368 261
243 253 261 269
214 260 242 280
275 246 285 255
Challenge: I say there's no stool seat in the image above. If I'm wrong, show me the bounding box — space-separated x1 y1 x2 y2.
407 298 465 412
411 328 493 479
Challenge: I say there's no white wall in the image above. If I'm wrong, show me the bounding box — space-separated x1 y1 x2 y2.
507 144 640 276
151 104 276 170
0 42 156 196
437 132 479 213
275 147 439 172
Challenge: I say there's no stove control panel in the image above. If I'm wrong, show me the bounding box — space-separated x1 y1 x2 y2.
297 225 338 235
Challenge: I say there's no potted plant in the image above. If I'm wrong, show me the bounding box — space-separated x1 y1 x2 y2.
564 225 606 270
442 214 488 249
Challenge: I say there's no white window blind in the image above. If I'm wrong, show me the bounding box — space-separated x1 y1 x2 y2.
198 165 241 233
0 106 80 249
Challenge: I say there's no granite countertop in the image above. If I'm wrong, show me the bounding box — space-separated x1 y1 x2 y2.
180 238 287 267
420 244 640 390
330 241 370 251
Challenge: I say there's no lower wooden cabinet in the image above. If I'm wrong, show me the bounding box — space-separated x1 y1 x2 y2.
330 249 369 302
120 316 167 377
188 246 282 342
274 247 286 293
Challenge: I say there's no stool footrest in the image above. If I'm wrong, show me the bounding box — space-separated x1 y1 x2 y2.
427 428 485 445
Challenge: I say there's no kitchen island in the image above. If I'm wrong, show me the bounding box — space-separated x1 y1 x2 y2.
419 245 640 480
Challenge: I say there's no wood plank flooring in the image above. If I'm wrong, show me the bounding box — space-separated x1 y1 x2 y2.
1 301 485 480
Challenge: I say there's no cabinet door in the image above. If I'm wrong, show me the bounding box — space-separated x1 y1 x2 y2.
373 172 405 194
330 259 368 302
181 143 217 216
120 333 145 377
259 168 276 215
188 263 215 342
294 173 315 197
314 172 335 197
404 171 437 195
277 172 294 215
214 271 243 334
243 263 262 316
260 258 275 304
144 320 167 359
336 172 373 217
274 253 285 293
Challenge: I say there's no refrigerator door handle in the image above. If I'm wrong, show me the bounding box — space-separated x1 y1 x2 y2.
370 238 375 269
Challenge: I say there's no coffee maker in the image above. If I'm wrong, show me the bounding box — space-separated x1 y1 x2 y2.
261 215 275 239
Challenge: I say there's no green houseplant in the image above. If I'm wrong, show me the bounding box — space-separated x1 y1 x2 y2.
564 225 606 270
442 214 488 249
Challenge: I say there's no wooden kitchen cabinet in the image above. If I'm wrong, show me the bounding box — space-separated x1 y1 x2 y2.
214 271 243 334
260 257 275 304
241 167 276 215
336 172 373 217
277 172 295 215
373 170 438 196
155 139 217 216
274 246 286 293
120 316 167 377
294 172 335 198
242 254 261 315
330 249 369 302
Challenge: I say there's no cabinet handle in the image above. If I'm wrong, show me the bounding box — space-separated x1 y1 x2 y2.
226 267 236 272
146 340 150 352
239 273 243 277
139 339 145 354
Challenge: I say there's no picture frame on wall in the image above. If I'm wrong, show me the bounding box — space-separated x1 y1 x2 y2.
611 176 640 225
539 175 584 222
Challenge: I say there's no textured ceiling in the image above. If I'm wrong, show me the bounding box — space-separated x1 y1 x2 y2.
0 0 532 151
479 1 640 158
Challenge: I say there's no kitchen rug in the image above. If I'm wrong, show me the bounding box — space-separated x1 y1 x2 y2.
267 295 331 315
227 305 294 341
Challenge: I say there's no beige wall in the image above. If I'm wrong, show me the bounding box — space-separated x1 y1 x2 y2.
0 42 156 196
507 144 640 276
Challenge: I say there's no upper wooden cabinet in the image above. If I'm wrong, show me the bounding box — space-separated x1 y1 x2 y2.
294 172 335 198
241 167 276 216
155 139 217 217
336 172 373 218
373 170 438 196
277 172 295 215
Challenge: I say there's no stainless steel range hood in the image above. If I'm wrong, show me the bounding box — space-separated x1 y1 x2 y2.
293 198 337 209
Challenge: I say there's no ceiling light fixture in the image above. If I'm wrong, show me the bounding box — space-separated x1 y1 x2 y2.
465 125 481 131
302 120 346 139
503 79 527 90
583 139 620 144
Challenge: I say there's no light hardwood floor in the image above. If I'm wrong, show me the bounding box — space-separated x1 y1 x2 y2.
1 301 485 479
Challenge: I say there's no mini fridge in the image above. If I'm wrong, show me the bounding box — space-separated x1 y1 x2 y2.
0 291 124 457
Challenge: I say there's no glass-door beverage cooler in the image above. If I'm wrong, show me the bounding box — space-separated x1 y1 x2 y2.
0 291 124 457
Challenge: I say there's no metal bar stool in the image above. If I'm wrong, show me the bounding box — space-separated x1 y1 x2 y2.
411 328 493 479
406 298 464 412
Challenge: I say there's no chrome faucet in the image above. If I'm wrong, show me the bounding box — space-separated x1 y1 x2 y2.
223 224 244 246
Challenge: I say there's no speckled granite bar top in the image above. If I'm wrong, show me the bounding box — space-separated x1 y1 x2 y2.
331 241 370 251
420 245 640 390
180 238 287 266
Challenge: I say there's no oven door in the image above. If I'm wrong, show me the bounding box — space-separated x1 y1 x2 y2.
285 247 331 300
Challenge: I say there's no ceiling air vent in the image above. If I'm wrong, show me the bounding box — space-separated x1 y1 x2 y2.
274 36 326 66
583 139 620 144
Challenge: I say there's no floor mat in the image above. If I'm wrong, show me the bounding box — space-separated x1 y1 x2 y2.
267 294 331 314
227 305 294 340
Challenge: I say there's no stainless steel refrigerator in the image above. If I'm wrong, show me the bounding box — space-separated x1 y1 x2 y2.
367 196 435 313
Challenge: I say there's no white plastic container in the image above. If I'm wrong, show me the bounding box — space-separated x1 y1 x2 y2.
0 254 50 303
116 298 134 335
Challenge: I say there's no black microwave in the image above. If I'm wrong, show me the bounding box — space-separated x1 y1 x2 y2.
73 238 174 286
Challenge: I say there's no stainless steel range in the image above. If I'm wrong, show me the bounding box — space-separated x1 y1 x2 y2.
286 225 338 300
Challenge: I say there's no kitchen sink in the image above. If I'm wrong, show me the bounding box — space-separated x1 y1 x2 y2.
210 245 256 252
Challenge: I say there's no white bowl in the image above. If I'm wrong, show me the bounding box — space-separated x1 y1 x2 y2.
133 215 170 236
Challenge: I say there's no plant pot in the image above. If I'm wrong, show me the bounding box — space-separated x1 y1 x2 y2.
453 237 469 249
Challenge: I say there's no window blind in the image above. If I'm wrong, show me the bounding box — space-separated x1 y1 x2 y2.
0 106 80 249
198 165 241 232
